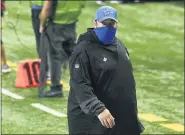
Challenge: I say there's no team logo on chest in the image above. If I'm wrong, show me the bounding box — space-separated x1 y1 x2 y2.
75 64 80 68
103 57 107 62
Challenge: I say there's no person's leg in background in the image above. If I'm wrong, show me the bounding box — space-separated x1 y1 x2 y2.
62 25 77 75
1 41 11 73
43 41 63 97
63 29 76 60
42 24 64 98
42 23 76 98
1 7 11 74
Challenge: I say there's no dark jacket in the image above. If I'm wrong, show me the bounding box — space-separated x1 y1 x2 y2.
68 29 144 134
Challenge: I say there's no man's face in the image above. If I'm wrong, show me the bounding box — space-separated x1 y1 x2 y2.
93 20 117 28
94 20 104 28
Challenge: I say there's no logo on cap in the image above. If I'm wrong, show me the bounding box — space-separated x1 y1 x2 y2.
103 8 114 16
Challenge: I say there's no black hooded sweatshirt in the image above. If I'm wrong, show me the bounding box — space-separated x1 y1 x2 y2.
68 29 144 134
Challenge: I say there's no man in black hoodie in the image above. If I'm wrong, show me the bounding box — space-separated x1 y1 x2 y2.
68 6 144 134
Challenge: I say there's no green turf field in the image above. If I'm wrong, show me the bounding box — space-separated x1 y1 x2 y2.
1 1 184 134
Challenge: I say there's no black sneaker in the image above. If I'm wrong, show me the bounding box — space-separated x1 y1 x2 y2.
42 90 64 98
41 84 64 98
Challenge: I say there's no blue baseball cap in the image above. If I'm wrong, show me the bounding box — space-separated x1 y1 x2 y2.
95 6 118 23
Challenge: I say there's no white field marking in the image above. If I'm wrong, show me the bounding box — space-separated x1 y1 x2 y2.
2 88 25 100
31 103 67 117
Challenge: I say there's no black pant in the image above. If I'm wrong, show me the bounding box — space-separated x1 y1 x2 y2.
31 8 42 58
40 23 76 90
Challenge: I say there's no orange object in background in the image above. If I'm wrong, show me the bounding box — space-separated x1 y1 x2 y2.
15 59 41 88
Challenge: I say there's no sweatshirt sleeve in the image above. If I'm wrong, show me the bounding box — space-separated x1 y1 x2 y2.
69 42 106 116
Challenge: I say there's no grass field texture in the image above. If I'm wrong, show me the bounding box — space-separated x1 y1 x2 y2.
1 1 184 134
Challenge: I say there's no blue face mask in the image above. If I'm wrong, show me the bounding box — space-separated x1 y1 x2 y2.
93 26 117 45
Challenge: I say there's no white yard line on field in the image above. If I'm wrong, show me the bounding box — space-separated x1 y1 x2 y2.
2 88 25 99
2 88 67 117
31 103 67 117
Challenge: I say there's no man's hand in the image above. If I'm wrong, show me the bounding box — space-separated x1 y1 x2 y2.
39 25 44 33
40 0 51 33
97 109 115 128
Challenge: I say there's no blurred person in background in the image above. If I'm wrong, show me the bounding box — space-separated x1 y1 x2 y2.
39 1 85 98
68 6 144 134
1 0 11 73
